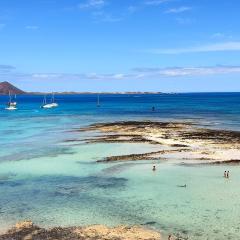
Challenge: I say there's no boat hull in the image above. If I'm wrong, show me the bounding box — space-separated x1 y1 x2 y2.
5 106 17 110
41 103 58 109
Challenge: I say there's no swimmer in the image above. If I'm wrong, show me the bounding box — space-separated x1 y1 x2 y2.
177 184 187 188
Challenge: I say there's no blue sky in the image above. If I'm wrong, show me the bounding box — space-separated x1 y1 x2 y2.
0 0 240 92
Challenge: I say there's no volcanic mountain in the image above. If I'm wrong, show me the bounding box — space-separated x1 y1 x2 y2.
0 81 25 95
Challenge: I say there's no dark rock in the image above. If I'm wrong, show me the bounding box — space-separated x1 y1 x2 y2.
0 81 25 95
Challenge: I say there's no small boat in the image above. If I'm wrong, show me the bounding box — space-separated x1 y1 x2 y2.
5 104 17 110
5 91 17 110
41 93 58 109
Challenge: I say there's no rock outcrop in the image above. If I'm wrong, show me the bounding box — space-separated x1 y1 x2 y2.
77 121 240 164
0 81 25 95
0 221 161 240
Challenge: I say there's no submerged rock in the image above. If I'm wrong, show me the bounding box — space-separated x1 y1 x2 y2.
78 120 240 164
0 221 161 240
15 220 34 230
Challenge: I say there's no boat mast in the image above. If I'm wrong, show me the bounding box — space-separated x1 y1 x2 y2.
97 94 100 107
43 95 47 105
8 91 12 103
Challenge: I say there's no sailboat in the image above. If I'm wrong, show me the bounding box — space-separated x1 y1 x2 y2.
97 94 100 107
12 94 17 107
41 93 58 109
5 91 17 110
41 95 47 108
50 93 58 107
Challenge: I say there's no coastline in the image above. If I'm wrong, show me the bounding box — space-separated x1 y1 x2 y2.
76 120 240 164
0 221 161 240
0 92 163 95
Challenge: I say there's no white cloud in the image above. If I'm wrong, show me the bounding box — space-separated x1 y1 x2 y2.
28 66 240 80
32 74 61 79
147 41 240 54
127 6 138 13
211 33 225 39
29 73 131 81
144 0 170 6
25 25 39 30
0 64 15 73
101 15 122 22
78 0 105 9
78 1 122 23
91 10 122 23
165 6 191 13
132 66 240 77
2 65 240 85
211 32 233 40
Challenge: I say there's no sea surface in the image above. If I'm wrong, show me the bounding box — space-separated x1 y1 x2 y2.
0 93 240 239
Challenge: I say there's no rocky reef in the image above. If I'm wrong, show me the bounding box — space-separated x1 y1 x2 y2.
76 121 240 164
0 221 161 240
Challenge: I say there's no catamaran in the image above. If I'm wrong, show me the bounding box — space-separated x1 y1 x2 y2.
5 91 17 110
41 93 58 108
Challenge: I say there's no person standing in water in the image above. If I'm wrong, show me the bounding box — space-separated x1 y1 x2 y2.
152 165 156 171
227 171 229 178
224 171 227 178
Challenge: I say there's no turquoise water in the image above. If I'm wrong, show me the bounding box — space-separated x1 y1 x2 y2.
0 94 240 239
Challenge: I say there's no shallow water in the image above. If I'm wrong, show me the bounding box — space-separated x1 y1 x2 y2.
0 94 240 239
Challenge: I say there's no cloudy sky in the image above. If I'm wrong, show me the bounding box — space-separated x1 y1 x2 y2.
0 0 240 92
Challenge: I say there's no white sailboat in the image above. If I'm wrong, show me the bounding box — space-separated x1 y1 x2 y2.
12 94 17 107
41 93 58 108
5 91 17 110
50 93 58 107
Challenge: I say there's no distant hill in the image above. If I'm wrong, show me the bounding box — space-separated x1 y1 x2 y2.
0 81 25 95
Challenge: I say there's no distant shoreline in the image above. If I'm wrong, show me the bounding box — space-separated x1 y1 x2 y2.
0 92 164 95
1 92 240 96
28 91 164 95
2 82 240 95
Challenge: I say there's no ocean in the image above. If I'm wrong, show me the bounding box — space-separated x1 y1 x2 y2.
0 93 240 239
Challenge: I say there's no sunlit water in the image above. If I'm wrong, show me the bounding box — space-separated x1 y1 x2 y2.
0 93 240 239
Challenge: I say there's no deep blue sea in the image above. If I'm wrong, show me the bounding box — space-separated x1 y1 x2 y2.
1 93 240 129
0 93 240 240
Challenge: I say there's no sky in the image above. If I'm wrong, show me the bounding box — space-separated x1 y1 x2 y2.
0 0 240 92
